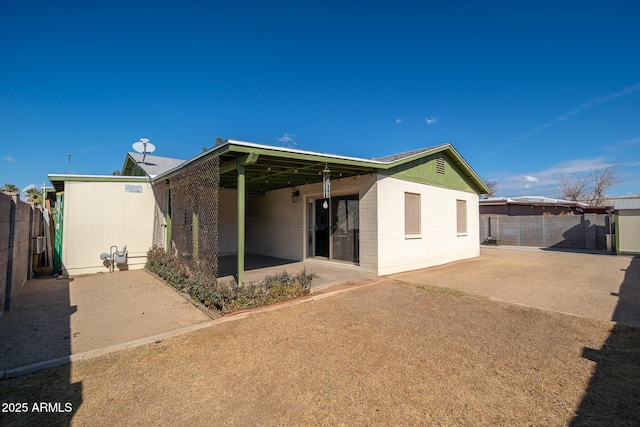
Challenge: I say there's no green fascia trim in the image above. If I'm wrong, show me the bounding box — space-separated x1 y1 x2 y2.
153 139 489 195
121 155 147 177
121 155 135 175
48 174 149 192
49 175 149 184
382 151 481 194
227 144 382 169
227 141 488 194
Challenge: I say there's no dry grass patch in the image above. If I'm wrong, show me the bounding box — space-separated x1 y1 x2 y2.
2 279 639 426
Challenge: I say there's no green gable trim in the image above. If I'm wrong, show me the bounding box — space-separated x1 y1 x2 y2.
381 152 478 193
48 174 149 192
153 140 490 196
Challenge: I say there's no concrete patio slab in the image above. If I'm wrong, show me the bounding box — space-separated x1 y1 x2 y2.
0 270 211 372
217 253 376 291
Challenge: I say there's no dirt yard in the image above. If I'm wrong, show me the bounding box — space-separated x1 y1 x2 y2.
1 249 639 426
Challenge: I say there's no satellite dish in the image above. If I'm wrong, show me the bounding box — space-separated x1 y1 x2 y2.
132 138 156 163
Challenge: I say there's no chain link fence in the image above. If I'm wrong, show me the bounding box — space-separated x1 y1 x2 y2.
152 154 220 277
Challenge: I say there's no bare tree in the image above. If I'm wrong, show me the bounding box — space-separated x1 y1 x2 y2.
559 163 620 205
587 163 619 206
483 180 498 198
560 174 589 201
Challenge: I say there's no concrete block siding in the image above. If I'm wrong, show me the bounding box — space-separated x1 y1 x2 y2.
480 213 613 250
375 176 479 275
245 175 377 268
0 193 35 316
0 194 11 316
226 173 479 276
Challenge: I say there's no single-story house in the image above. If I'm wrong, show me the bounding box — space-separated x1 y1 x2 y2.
50 140 489 280
145 140 489 281
615 198 640 255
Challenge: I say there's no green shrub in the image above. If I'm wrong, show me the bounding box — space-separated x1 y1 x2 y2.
146 248 316 314
145 247 188 291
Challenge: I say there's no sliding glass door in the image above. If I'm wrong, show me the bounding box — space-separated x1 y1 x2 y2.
309 195 359 264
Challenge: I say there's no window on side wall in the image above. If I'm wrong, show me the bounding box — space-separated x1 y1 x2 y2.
456 199 467 235
405 192 421 238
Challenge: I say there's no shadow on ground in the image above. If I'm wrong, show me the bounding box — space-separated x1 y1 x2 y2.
217 253 297 278
570 256 640 426
0 277 82 426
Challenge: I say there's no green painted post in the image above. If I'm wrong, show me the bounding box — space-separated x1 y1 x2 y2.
165 186 172 252
237 163 245 285
615 210 620 254
192 188 199 260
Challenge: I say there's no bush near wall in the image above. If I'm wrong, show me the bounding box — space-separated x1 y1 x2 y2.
145 247 315 314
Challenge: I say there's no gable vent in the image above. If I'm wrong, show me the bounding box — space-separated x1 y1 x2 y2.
436 156 445 174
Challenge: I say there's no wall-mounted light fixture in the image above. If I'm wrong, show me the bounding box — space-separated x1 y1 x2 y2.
291 188 300 203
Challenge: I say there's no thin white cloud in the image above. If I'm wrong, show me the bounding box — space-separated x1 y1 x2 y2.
395 118 403 124
277 133 297 147
603 137 640 152
580 83 640 109
4 156 16 163
22 184 36 192
425 117 437 125
489 157 611 196
513 83 640 141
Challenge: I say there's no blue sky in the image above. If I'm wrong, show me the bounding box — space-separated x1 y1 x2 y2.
1 0 639 198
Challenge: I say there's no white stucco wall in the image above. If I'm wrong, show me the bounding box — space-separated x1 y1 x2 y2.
62 181 155 275
375 175 480 275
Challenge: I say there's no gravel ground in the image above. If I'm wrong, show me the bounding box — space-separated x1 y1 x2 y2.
392 247 640 326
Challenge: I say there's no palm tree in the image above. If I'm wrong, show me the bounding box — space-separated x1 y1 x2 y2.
1 183 21 193
25 187 43 205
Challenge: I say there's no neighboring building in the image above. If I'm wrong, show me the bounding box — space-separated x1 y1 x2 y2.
480 196 610 216
615 198 640 255
48 175 156 276
48 154 188 276
479 196 615 251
